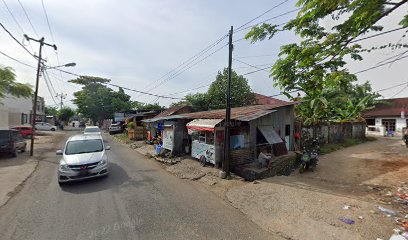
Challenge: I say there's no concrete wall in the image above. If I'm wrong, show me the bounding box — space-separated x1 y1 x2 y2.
302 122 366 144
0 94 33 128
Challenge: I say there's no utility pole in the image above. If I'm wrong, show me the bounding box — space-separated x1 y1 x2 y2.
221 26 233 179
55 93 67 110
24 35 57 157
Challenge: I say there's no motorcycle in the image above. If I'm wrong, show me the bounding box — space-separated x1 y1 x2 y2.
404 135 408 148
299 138 320 173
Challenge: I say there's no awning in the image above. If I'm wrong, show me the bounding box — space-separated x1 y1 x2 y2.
257 126 283 144
186 119 223 132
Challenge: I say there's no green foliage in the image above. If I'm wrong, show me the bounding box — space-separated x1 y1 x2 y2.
245 0 405 124
127 121 135 129
69 76 133 124
207 68 255 109
133 102 164 111
45 106 58 116
0 66 32 100
57 107 75 123
170 68 255 111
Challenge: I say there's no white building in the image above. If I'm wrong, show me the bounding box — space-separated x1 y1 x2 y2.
363 97 408 136
0 94 45 128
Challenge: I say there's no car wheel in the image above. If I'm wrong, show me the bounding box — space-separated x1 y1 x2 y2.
51 128 55 131
11 148 18 158
21 146 26 152
200 155 207 167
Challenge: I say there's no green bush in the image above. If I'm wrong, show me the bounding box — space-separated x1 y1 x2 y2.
127 121 135 129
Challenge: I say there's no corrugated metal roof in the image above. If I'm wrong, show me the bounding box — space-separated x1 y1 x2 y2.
154 105 191 119
186 119 223 128
181 103 294 122
142 115 190 123
363 97 408 117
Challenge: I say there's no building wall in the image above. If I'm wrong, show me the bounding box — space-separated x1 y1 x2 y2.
249 105 295 159
0 94 33 128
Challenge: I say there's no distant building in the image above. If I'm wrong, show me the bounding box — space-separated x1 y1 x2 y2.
363 97 408 136
254 93 289 105
0 94 46 128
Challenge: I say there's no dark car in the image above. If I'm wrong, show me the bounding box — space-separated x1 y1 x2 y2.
0 130 27 157
11 126 33 139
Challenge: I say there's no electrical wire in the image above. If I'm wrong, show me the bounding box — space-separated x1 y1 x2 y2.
353 53 408 74
235 0 291 32
389 85 408 98
42 70 58 105
233 58 270 72
40 0 55 43
17 0 39 37
0 22 36 59
235 54 275 59
350 27 407 43
0 49 35 68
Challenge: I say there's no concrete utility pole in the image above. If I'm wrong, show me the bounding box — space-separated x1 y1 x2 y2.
24 35 57 157
55 93 67 110
221 26 233 179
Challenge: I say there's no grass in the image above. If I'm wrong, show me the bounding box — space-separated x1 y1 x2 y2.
320 137 377 154
112 133 134 144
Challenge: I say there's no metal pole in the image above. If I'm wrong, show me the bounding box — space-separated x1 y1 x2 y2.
222 26 233 178
30 38 44 156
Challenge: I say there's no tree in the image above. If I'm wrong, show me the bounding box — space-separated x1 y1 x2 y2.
0 66 32 100
133 102 164 111
45 106 58 116
69 76 133 125
245 0 406 124
57 107 75 124
207 68 255 109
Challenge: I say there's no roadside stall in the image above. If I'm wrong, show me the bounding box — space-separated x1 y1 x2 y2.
186 119 224 166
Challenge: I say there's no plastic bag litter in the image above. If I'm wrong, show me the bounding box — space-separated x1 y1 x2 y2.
378 206 397 216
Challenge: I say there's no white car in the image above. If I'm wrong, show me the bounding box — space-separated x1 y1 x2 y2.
35 122 57 131
83 126 101 135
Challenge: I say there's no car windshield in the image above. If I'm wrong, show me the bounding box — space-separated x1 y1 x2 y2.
84 128 100 133
65 139 103 155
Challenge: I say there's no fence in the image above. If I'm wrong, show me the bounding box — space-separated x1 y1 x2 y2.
302 122 366 144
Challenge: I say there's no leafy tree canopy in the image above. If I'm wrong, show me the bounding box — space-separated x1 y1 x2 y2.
57 107 75 123
245 0 407 124
0 66 32 100
170 68 255 111
133 102 164 111
45 106 58 116
69 76 132 124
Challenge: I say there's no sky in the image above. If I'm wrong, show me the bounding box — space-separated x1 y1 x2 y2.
0 0 407 109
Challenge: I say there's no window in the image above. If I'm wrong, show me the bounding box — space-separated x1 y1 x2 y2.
382 119 396 132
206 132 214 145
198 132 206 143
65 139 103 155
366 119 375 126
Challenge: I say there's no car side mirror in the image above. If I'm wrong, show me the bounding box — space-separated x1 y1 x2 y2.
56 150 63 155
105 146 111 150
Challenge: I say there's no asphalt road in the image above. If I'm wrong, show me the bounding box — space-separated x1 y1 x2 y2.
0 132 277 240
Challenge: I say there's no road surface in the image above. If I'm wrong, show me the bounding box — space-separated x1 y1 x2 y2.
0 132 278 240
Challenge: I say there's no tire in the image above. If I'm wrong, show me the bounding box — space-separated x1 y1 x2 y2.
299 163 306 173
200 156 207 167
51 128 56 131
21 145 26 152
11 148 18 158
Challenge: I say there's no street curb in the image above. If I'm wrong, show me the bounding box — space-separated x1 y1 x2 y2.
0 158 39 209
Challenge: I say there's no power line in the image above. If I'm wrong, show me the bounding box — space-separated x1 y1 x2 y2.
17 0 39 37
40 0 56 43
0 22 36 59
42 70 58 105
144 36 228 93
0 49 35 68
242 65 272 75
353 52 408 74
140 34 228 93
235 54 275 59
233 58 270 72
51 68 184 100
389 85 408 98
350 27 407 43
235 0 290 32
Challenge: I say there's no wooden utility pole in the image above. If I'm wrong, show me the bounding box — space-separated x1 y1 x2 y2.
24 35 57 156
221 26 233 179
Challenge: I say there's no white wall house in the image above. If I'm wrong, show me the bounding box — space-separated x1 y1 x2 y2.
363 97 408 136
0 94 33 128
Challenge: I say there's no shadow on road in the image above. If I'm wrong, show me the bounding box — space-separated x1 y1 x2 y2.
59 162 130 194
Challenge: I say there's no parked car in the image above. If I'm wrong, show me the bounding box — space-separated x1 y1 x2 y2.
35 122 57 131
83 126 101 135
11 126 33 139
56 134 110 184
108 123 123 135
0 129 27 157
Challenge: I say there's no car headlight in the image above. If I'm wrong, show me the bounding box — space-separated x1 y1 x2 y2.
59 164 70 171
98 158 107 166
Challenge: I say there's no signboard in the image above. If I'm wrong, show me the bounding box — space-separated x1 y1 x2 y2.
191 141 215 164
162 126 173 151
114 113 125 122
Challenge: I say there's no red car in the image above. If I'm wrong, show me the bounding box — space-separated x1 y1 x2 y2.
11 126 33 139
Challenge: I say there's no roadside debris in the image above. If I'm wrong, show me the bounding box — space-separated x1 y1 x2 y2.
339 217 355 224
379 206 397 216
343 205 351 210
